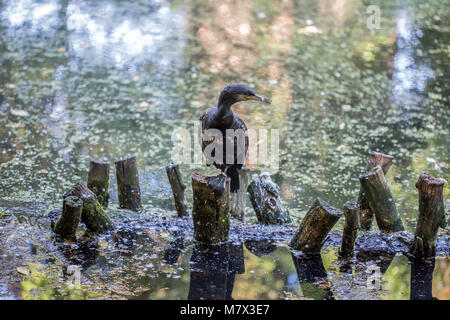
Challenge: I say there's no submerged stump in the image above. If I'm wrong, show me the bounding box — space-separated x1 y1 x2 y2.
64 182 113 234
247 172 290 225
340 201 360 259
115 156 142 211
290 198 342 254
358 152 394 230
87 160 110 207
53 196 83 239
410 173 446 259
165 163 189 217
191 173 230 244
230 167 250 221
359 166 404 232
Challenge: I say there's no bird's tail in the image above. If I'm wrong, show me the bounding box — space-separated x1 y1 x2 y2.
227 166 239 193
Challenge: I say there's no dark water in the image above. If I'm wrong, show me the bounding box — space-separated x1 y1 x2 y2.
0 0 449 299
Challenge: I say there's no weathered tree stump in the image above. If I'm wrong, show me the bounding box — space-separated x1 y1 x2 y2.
358 152 394 230
192 173 230 244
64 181 113 234
165 163 189 217
53 196 83 239
359 166 404 232
290 198 342 254
247 172 290 225
230 167 250 221
410 173 446 259
87 160 110 207
339 201 360 259
115 156 142 211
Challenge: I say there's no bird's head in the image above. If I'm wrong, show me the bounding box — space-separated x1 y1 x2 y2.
218 83 272 109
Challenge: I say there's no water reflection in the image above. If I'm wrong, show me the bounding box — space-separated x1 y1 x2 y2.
410 258 436 300
188 242 245 300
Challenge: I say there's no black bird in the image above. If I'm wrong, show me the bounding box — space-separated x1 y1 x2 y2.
199 84 271 194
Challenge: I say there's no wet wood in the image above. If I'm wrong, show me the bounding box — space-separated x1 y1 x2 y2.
290 198 342 254
53 196 83 239
230 167 250 221
358 152 394 230
247 172 291 225
191 173 230 244
115 156 142 211
410 173 446 259
87 160 110 207
165 163 189 217
359 166 404 232
64 181 113 234
340 201 360 259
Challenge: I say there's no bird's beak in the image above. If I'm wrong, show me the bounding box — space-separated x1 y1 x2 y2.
247 94 272 104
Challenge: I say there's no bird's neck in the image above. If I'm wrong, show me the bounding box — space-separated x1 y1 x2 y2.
214 104 233 126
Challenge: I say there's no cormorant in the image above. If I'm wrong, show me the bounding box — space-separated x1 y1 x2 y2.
199 84 271 194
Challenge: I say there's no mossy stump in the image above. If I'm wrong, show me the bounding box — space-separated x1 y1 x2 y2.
87 160 110 207
358 152 394 230
165 163 189 217
410 173 446 259
339 201 360 259
64 181 113 234
53 196 83 239
191 173 230 244
115 156 142 211
359 166 404 232
290 198 342 254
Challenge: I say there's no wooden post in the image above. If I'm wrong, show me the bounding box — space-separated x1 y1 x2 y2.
358 152 394 230
247 172 291 225
87 160 110 207
165 163 189 217
290 198 342 254
340 201 360 259
230 167 250 221
410 259 436 300
359 166 404 232
115 156 142 211
64 181 113 234
410 173 446 259
191 173 230 244
53 196 83 239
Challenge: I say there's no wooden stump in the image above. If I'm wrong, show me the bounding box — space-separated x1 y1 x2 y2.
230 167 250 221
165 163 189 217
410 173 446 259
87 160 110 207
64 181 113 234
410 259 436 300
359 166 404 232
247 172 290 225
191 173 230 244
340 201 360 259
290 198 342 254
53 196 83 239
358 152 394 230
115 156 142 211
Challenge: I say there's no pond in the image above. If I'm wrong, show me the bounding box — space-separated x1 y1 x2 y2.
0 0 449 300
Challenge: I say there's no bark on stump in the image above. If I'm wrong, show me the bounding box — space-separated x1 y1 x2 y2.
410 173 446 259
359 165 404 232
53 196 83 239
115 156 142 211
230 167 250 221
191 173 230 244
339 201 360 259
358 152 394 230
87 160 110 207
64 181 113 234
165 163 189 217
290 198 342 254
